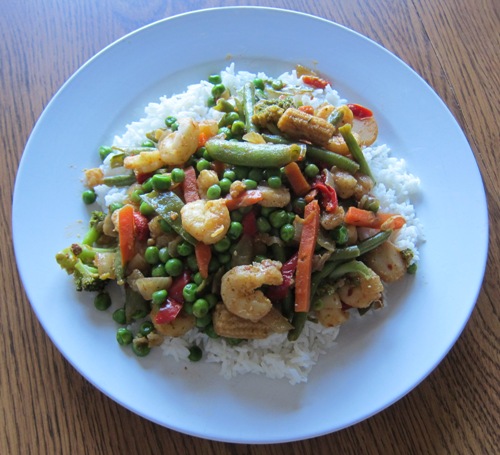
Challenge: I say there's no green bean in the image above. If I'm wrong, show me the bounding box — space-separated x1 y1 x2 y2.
328 260 373 281
213 98 235 113
102 174 137 187
357 230 392 255
305 145 360 174
243 82 257 133
327 108 344 127
328 245 361 262
288 312 308 341
206 138 306 168
339 123 374 180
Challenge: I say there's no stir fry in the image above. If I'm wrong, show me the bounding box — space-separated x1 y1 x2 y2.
56 66 416 359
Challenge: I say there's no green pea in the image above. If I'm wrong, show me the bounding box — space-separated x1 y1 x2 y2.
260 206 274 217
159 218 175 233
207 184 222 200
293 197 307 215
217 252 231 264
211 83 226 98
257 217 272 233
230 210 243 222
141 140 155 148
171 168 185 183
280 223 296 242
231 120 245 136
109 202 124 213
165 258 183 276
332 225 349 245
228 221 243 240
152 264 167 277
186 254 199 272
112 307 126 325
82 189 96 205
188 345 203 362
243 179 258 190
253 78 265 90
193 272 204 285
99 145 113 161
218 126 232 139
304 163 320 178
158 247 170 263
248 168 264 182
202 149 213 161
269 210 288 228
195 146 206 158
142 178 154 193
214 237 231 253
219 178 232 193
139 321 155 337
204 324 219 339
205 294 218 309
234 166 249 180
177 241 194 257
152 173 172 191
144 246 160 264
116 328 133 346
94 292 111 311
139 201 155 217
165 116 177 127
207 96 216 108
152 289 167 306
267 175 282 188
220 111 240 126
208 74 222 84
287 212 297 224
223 170 236 181
130 188 144 204
183 301 194 315
196 158 212 172
171 122 179 132
271 79 284 90
132 342 151 357
183 283 198 303
195 314 212 328
407 263 418 274
192 298 209 318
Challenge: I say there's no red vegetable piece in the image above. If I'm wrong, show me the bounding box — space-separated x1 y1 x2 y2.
154 297 183 324
168 270 192 303
133 211 150 242
347 103 373 119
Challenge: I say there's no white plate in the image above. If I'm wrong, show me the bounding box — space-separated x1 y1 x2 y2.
13 7 488 443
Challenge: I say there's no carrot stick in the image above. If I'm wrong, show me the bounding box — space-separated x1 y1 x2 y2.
182 166 199 203
345 206 405 230
225 189 263 210
195 242 211 279
284 162 311 196
118 205 135 265
295 200 320 312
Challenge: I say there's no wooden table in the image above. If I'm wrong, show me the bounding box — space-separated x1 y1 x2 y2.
2 1 498 453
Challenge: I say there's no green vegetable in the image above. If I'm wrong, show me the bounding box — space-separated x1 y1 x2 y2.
188 345 203 362
193 298 209 318
165 258 183 276
242 82 257 133
144 246 160 264
139 321 154 337
205 138 306 168
82 189 96 205
208 74 222 84
81 211 106 245
152 173 172 191
112 307 126 324
358 230 392 255
211 83 226 98
124 287 149 323
177 241 194 257
171 168 185 183
94 292 112 311
102 174 137 187
152 289 167 306
132 342 151 357
227 221 243 240
207 184 221 200
339 123 374 180
183 283 198 302
280 223 295 242
116 328 133 346
99 145 113 161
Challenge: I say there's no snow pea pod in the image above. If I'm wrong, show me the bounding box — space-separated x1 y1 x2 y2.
205 138 306 168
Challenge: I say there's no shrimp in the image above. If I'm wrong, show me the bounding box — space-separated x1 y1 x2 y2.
220 260 283 322
316 292 350 328
158 117 200 166
256 185 291 208
124 150 164 174
197 170 219 199
180 199 230 244
338 268 383 308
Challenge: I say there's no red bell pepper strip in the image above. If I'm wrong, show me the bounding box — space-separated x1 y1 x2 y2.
242 210 257 237
154 297 183 324
133 211 150 242
311 181 338 212
168 270 192 303
302 75 330 89
266 253 298 301
295 200 320 312
118 205 135 265
182 166 200 203
347 103 373 119
195 242 211 279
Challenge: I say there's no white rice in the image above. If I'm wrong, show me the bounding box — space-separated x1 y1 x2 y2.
98 64 423 384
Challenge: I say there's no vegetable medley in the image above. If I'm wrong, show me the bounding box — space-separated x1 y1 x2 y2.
56 66 416 360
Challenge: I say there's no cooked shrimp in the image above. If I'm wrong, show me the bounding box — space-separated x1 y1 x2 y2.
316 292 350 327
338 269 383 308
180 199 230 244
124 150 164 174
256 185 291 208
197 170 219 199
158 117 200 166
320 205 345 230
221 259 283 322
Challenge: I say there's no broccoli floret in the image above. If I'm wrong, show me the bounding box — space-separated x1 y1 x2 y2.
55 243 113 292
82 210 106 245
251 98 295 129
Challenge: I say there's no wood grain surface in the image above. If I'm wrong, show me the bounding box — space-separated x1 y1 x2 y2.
1 0 498 453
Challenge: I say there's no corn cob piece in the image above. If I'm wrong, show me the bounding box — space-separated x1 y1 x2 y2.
277 107 335 146
213 304 271 339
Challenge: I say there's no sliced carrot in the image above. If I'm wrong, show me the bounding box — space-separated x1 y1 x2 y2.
225 189 263 210
195 242 212 279
198 132 209 148
182 166 200 203
284 162 311 196
344 206 405 230
118 205 135 265
295 200 320 313
298 105 315 115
